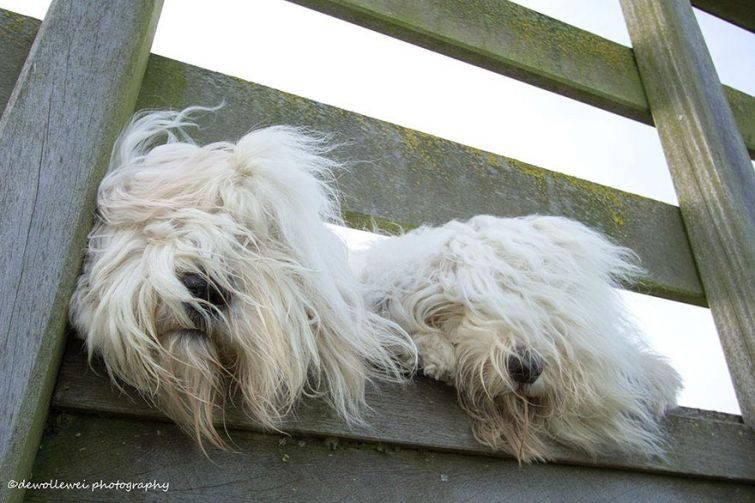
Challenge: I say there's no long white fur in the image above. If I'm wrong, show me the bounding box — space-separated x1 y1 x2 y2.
69 107 416 449
358 215 681 461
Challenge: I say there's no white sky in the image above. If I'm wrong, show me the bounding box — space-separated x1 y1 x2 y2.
3 0 751 414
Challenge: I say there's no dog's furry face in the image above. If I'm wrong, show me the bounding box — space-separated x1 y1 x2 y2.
70 108 413 448
359 215 682 462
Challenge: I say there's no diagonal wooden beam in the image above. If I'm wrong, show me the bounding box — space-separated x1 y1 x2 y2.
0 1 163 500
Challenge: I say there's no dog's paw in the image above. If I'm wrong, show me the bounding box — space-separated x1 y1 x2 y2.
414 331 456 384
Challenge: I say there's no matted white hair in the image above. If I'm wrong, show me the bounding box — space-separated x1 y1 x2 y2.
70 106 416 449
359 215 681 462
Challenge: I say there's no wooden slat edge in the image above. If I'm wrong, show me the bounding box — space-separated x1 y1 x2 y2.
0 2 163 502
0 10 39 116
29 413 754 502
284 0 755 158
691 0 755 33
137 54 705 305
724 87 755 156
52 339 755 482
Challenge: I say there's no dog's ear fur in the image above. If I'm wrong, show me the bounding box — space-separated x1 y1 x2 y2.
227 124 417 425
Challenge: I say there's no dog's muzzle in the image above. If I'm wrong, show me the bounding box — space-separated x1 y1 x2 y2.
507 347 544 385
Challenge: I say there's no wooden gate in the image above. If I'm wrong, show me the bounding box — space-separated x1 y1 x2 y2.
1 1 753 500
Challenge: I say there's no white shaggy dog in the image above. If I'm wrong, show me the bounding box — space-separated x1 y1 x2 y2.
359 215 682 462
69 107 415 449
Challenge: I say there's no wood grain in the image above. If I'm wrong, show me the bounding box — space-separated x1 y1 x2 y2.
621 0 755 427
0 1 162 501
24 413 754 502
51 339 755 482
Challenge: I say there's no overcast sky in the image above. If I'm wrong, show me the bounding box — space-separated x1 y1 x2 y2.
3 0 751 414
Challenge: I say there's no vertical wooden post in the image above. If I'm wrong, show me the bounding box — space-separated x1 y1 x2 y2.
620 0 755 425
0 1 163 500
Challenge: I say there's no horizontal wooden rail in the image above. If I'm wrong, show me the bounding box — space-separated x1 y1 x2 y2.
0 7 736 306
691 0 755 33
29 414 753 502
50 339 755 483
284 0 755 158
135 55 705 305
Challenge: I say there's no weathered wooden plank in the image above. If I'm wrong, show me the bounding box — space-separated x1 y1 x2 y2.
726 87 755 154
25 413 753 502
3 4 754 158
0 10 39 116
136 55 706 306
0 2 163 502
0 9 721 304
691 0 755 33
285 0 755 158
295 0 649 119
620 0 755 428
50 339 755 482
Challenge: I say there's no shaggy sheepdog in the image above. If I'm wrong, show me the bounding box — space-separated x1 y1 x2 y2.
69 107 415 449
70 107 680 461
358 216 681 461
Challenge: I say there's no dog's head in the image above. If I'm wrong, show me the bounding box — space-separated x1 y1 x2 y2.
454 321 681 463
70 107 414 449
362 215 681 462
447 217 682 462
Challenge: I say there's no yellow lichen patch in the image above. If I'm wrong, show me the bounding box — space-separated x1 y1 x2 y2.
343 210 413 236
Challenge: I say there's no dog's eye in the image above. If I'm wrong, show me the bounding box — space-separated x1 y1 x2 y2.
181 273 228 308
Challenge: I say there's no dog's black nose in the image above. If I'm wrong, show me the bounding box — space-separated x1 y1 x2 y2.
181 273 227 308
507 348 544 384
